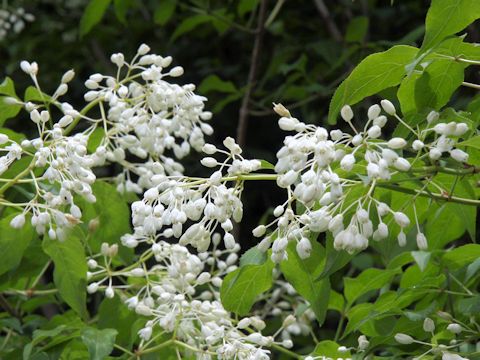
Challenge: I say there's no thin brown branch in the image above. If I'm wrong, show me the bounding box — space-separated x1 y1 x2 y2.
236 0 269 148
313 0 343 42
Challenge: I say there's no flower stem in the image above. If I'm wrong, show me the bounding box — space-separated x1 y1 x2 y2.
376 183 480 206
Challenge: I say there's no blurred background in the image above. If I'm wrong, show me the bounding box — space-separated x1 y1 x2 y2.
0 0 433 248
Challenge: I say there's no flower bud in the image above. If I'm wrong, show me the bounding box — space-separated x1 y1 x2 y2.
10 213 26 229
450 149 468 163
388 137 407 149
169 66 184 77
358 335 369 350
412 140 424 151
423 317 435 332
252 225 266 237
446 323 462 334
416 232 428 250
137 43 150 55
368 104 381 120
341 105 354 122
394 333 414 344
296 237 312 259
381 99 396 115
282 314 296 328
427 110 439 123
200 157 218 168
278 117 299 131
394 212 410 228
367 125 382 138
273 103 291 117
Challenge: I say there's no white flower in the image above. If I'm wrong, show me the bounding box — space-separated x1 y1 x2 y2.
450 149 468 162
340 105 354 122
380 99 396 115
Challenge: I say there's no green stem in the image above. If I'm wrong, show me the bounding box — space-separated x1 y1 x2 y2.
376 183 480 206
268 342 303 359
410 165 479 176
63 97 103 135
0 159 35 196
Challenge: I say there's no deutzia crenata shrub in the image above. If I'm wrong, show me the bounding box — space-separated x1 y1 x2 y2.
1 1 480 359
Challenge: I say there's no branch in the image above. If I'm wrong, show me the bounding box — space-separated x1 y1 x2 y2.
236 0 269 148
313 0 343 42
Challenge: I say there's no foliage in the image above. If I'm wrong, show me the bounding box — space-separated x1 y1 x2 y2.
0 1 479 360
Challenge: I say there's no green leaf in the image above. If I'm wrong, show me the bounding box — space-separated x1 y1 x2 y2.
459 135 480 150
344 268 398 305
154 0 177 25
98 296 138 348
198 75 237 94
456 295 480 315
237 0 259 17
43 231 88 318
77 181 132 263
113 0 133 24
317 234 353 280
239 247 267 266
80 0 112 37
0 214 36 276
171 14 212 41
86 127 105 153
311 340 352 358
411 251 431 272
24 86 52 103
465 258 480 283
443 244 480 269
345 16 369 43
422 0 480 51
81 327 118 360
220 259 274 315
0 77 22 126
328 45 419 124
280 241 330 324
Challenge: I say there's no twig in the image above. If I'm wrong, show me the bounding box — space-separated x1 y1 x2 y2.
313 0 342 42
236 0 269 148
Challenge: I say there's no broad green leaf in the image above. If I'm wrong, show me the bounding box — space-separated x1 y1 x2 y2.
311 340 352 358
280 241 330 324
0 214 36 276
442 244 480 269
43 231 88 318
98 296 138 348
220 260 274 315
328 45 419 124
317 234 353 280
239 246 267 266
344 268 398 305
171 14 211 41
198 75 237 94
77 181 132 263
327 290 344 313
24 86 52 103
425 204 466 249
80 0 112 37
459 135 480 150
0 77 22 126
422 0 480 51
81 327 118 360
154 0 177 25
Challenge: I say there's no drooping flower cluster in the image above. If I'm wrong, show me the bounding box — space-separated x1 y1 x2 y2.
122 137 261 252
3 44 211 237
82 44 212 192
0 5 34 41
86 239 294 359
253 102 471 261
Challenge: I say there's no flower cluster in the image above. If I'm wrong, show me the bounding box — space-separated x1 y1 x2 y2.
86 239 294 359
122 137 261 252
253 102 471 261
83 44 212 192
3 44 211 238
0 5 34 41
